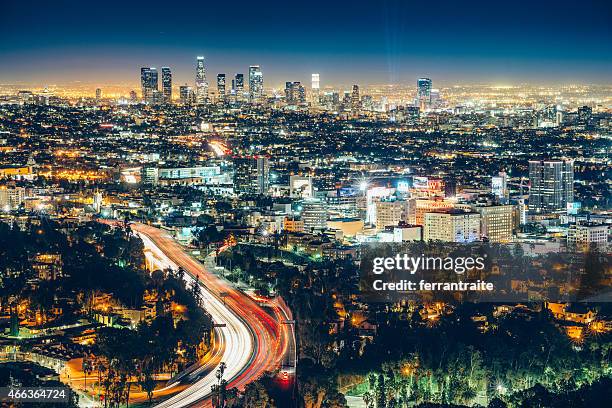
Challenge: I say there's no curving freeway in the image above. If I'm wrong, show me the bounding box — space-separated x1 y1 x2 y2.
129 223 292 408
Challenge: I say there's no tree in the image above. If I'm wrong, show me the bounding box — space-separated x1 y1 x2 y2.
375 374 386 408
243 380 274 408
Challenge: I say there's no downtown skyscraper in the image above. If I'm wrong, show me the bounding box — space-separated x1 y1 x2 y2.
528 159 574 214
195 56 208 104
351 84 360 112
417 78 432 110
161 67 172 103
217 74 226 101
248 65 263 102
234 73 244 100
140 67 158 104
311 73 320 104
285 81 305 105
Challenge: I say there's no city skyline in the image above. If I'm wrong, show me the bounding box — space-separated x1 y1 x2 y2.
1 0 611 86
0 2 610 407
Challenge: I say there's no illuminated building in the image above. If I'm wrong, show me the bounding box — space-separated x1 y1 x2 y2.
0 186 26 211
248 65 263 102
327 218 364 237
161 67 172 103
528 160 574 214
159 166 222 181
475 204 514 243
491 172 509 203
577 106 592 123
233 156 269 194
408 198 454 225
283 217 305 233
234 73 244 100
179 84 193 104
351 84 360 112
195 56 208 104
0 166 33 179
140 67 158 104
567 222 609 249
417 77 432 110
289 175 313 198
311 73 320 104
285 81 305 105
424 209 481 243
217 74 226 100
95 88 102 101
141 166 159 186
375 200 409 230
393 224 423 242
32 254 63 280
301 199 328 232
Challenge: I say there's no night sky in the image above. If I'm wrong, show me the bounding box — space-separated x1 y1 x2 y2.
1 0 611 86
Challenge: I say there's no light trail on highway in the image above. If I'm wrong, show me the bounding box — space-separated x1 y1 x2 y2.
129 223 292 408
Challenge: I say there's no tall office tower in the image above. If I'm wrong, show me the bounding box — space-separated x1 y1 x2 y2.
195 56 208 104
140 67 158 104
161 67 172 103
311 73 320 104
95 88 102 101
577 106 592 123
417 77 432 109
475 205 515 243
129 90 138 102
233 156 269 194
491 171 509 203
528 160 574 214
248 65 263 102
285 81 305 105
216 74 226 100
234 73 245 99
301 199 329 232
179 85 193 104
351 84 360 111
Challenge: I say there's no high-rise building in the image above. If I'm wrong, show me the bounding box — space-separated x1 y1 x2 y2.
129 90 138 102
301 199 329 232
311 73 320 91
161 67 172 103
423 210 481 243
216 74 226 100
232 73 244 101
140 67 158 104
577 106 592 123
195 56 208 104
491 171 509 203
179 85 193 104
248 65 263 102
350 84 360 111
95 88 102 101
475 205 515 243
311 73 320 104
417 77 432 109
528 160 574 214
233 156 269 194
285 81 305 105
